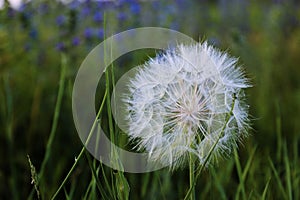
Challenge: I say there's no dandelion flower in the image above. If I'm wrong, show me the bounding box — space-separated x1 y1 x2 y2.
125 42 251 169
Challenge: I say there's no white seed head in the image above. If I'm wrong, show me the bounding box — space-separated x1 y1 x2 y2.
124 42 251 170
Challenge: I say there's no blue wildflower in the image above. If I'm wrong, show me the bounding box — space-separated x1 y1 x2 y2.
81 6 91 17
93 11 103 22
18 3 27 12
72 36 81 46
56 15 66 26
130 1 140 14
55 42 66 51
84 28 93 39
38 3 49 15
29 28 38 39
96 28 104 39
118 12 127 21
69 0 80 10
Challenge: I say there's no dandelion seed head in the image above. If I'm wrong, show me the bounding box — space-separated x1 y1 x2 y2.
124 41 251 169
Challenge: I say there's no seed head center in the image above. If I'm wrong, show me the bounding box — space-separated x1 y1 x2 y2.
177 97 200 122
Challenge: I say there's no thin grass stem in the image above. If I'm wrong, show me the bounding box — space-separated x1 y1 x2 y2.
39 54 67 180
50 90 107 199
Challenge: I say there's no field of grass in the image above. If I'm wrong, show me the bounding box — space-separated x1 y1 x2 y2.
0 0 300 199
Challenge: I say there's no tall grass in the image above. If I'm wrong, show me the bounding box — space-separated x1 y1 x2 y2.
25 44 299 200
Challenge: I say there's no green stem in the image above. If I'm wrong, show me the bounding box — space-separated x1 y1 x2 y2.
28 54 67 199
50 90 107 200
189 154 196 200
3 75 18 200
39 54 67 180
184 94 237 200
50 146 85 200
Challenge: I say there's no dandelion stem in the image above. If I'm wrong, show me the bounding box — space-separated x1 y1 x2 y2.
184 94 237 200
189 153 196 200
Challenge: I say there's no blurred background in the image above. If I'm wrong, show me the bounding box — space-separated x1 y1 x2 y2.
0 0 300 199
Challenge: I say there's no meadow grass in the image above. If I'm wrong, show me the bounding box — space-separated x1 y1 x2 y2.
24 52 299 199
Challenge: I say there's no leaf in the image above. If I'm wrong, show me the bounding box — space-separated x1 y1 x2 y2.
115 172 130 200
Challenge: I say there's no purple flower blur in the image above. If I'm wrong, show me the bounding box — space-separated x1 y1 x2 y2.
84 28 93 39
93 12 103 22
55 42 66 51
69 0 80 10
96 28 104 39
38 3 49 15
72 36 81 46
118 12 127 21
29 28 38 39
56 15 66 26
81 6 91 17
129 0 140 14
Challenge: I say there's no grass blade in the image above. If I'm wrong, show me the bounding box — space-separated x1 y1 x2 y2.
235 145 257 200
283 141 292 200
85 152 112 200
50 84 108 199
234 147 246 200
261 177 271 200
39 53 67 181
210 167 227 200
115 171 130 200
268 157 287 199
